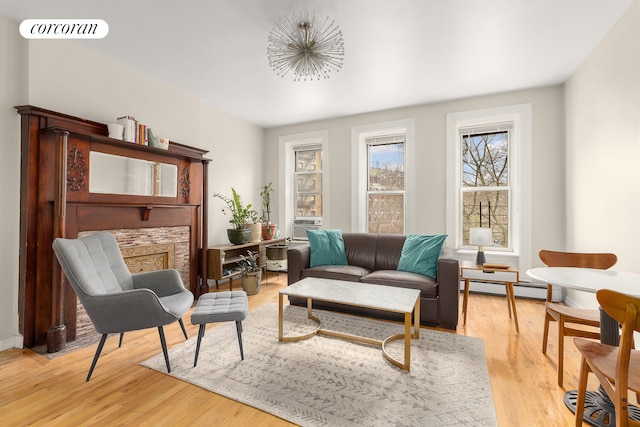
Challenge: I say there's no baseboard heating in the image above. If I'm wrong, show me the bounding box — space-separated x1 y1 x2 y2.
460 280 561 302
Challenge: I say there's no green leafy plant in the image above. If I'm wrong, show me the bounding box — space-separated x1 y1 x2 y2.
259 182 275 224
212 188 258 229
237 250 260 273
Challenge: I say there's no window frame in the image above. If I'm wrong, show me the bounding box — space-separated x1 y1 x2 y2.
460 126 512 251
446 104 532 271
365 135 406 234
279 131 329 239
352 119 415 233
294 144 323 219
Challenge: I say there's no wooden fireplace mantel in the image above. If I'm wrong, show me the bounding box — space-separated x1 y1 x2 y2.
16 105 211 351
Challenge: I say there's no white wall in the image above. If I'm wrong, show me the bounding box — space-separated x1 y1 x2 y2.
0 22 264 349
200 103 266 245
564 0 640 308
265 86 566 272
0 16 27 351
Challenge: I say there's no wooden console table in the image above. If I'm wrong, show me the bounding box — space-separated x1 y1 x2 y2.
207 238 287 290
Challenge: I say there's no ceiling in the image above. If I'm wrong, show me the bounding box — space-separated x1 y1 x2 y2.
0 0 634 128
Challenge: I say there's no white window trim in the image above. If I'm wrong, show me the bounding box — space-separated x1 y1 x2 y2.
351 119 415 233
446 104 532 272
279 130 329 238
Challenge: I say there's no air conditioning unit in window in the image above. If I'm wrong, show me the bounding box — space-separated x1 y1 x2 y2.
292 219 323 240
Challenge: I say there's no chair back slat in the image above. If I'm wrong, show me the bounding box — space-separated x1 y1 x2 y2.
539 250 617 302
597 289 640 333
596 289 640 406
539 250 617 269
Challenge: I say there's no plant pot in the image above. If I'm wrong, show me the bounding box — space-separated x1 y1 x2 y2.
266 244 288 271
241 270 262 295
244 223 262 243
227 228 251 245
262 223 278 241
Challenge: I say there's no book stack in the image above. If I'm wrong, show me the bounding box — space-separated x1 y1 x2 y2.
117 115 149 145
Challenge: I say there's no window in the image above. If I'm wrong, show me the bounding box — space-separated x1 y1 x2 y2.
294 145 323 218
446 104 532 271
352 119 414 233
279 130 328 240
366 135 405 233
461 125 511 249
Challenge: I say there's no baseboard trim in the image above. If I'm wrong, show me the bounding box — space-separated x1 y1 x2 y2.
459 280 561 302
0 334 23 351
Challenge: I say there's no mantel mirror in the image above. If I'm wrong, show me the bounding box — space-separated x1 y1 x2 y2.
89 151 178 197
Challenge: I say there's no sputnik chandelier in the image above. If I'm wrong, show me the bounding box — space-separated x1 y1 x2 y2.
267 12 345 82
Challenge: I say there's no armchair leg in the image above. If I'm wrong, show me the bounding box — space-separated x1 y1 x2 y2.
236 320 244 360
158 326 171 373
179 318 188 340
118 333 124 348
87 334 108 382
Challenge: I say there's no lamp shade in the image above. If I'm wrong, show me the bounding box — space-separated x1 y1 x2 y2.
469 227 492 246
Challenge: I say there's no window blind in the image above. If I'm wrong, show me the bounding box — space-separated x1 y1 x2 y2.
459 122 513 137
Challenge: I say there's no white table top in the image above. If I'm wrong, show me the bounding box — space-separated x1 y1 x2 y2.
281 277 420 314
526 267 640 297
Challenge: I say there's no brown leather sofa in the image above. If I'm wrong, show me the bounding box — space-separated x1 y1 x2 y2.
287 233 460 330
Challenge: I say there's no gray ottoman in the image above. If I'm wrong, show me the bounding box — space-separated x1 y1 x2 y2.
191 291 249 367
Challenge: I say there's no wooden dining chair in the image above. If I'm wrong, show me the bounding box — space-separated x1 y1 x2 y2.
573 289 640 427
539 250 618 387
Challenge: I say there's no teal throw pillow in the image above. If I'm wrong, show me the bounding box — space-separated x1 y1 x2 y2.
397 234 447 279
307 229 348 267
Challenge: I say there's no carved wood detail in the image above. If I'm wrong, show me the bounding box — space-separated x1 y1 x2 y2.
121 243 176 273
179 166 191 198
66 147 86 191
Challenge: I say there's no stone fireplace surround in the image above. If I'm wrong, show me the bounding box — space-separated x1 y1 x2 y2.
75 226 191 341
78 226 191 284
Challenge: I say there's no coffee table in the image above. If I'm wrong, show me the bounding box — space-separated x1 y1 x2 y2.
279 277 421 371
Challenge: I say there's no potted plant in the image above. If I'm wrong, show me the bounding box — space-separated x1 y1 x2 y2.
237 250 261 295
213 188 257 245
259 182 277 240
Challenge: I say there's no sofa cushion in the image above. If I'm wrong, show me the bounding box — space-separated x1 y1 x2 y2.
373 234 406 270
341 233 378 271
397 234 447 279
301 265 370 283
362 270 437 298
307 229 348 267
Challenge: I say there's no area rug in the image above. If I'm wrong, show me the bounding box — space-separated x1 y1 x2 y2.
142 303 497 427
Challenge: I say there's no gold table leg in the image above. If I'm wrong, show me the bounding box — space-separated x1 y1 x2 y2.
279 294 420 371
382 297 420 371
279 295 321 342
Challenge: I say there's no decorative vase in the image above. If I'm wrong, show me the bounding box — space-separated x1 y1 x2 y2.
227 228 251 245
244 223 262 243
262 223 278 241
241 270 262 295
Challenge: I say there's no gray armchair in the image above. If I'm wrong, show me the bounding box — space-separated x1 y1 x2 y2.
52 231 194 381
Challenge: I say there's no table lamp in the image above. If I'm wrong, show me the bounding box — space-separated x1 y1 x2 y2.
470 227 492 265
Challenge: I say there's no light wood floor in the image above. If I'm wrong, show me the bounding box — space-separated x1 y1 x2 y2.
0 274 623 426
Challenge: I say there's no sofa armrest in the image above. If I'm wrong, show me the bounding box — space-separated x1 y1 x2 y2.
287 244 310 285
436 247 460 329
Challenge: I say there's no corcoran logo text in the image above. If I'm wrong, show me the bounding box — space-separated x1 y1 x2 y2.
19 19 109 39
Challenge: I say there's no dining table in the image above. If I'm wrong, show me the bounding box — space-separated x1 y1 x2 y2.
526 267 640 427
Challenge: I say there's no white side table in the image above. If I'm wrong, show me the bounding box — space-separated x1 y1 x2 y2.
460 260 520 332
